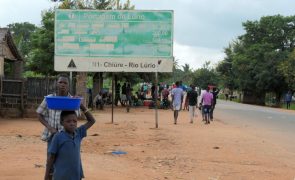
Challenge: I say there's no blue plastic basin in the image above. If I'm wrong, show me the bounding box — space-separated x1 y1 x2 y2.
45 96 82 110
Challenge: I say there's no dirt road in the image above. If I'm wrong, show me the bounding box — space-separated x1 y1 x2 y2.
0 107 294 180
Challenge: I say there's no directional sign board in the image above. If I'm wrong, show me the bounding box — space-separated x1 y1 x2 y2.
55 10 174 72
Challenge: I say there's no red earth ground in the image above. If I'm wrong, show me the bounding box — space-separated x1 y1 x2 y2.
0 106 294 180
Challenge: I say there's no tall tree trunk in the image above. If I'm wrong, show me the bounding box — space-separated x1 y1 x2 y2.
275 92 282 107
76 72 87 105
93 72 103 97
99 72 103 92
114 74 118 87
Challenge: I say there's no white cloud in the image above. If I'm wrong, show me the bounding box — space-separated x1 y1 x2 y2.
174 42 225 70
0 0 55 27
1 0 295 71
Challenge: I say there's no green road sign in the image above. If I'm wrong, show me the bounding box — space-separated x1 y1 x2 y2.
55 10 173 72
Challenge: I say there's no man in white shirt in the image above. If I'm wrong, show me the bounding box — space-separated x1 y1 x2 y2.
171 81 184 124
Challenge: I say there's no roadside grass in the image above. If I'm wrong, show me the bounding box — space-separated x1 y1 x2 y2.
218 95 295 111
281 102 295 110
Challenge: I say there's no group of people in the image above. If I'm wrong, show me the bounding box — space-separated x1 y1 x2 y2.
114 82 133 107
87 81 133 111
37 74 223 180
199 87 220 124
87 88 111 110
171 81 220 125
133 80 220 125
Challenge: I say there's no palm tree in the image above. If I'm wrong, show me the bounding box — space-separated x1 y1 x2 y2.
182 63 193 85
182 63 191 73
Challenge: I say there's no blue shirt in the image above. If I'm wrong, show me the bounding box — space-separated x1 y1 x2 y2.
48 125 87 180
285 93 292 102
172 87 183 105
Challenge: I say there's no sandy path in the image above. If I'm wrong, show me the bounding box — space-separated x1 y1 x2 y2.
0 107 294 180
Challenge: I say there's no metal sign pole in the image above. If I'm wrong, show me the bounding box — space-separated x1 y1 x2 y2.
155 71 159 128
112 73 114 123
69 71 73 94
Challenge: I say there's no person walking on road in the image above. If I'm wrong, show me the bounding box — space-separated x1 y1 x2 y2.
285 90 293 109
126 83 132 112
210 87 220 120
121 83 127 106
115 82 121 106
186 84 198 123
201 87 213 124
161 85 170 109
171 81 184 124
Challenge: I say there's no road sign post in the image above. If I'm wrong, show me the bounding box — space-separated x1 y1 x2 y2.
55 10 174 72
55 10 174 128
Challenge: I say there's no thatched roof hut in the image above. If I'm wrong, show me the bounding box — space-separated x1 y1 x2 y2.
0 28 23 79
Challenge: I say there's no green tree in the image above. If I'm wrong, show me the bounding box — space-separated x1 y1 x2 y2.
27 0 134 76
218 15 295 105
279 49 295 91
26 10 55 75
8 22 36 59
216 43 237 90
181 63 193 85
170 58 183 83
57 0 115 9
192 61 219 90
54 0 134 10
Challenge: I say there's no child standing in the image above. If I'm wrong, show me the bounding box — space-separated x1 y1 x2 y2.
44 108 96 180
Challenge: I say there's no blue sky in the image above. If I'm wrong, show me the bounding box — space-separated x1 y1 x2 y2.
1 0 295 69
